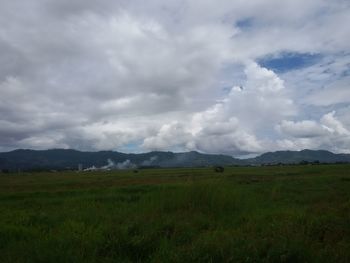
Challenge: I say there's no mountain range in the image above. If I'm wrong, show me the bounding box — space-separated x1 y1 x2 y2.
0 149 349 171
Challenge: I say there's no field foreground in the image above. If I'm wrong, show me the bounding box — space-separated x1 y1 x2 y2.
1 165 350 262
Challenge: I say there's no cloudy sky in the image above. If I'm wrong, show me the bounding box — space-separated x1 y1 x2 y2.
0 0 349 156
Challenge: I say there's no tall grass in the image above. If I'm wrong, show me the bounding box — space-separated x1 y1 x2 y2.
0 165 349 262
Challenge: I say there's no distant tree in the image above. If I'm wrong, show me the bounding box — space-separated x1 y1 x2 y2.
214 166 224 173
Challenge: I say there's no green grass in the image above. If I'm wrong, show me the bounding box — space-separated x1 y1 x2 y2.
0 165 350 262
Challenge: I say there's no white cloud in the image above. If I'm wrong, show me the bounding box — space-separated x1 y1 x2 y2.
0 0 349 155
142 121 193 151
277 120 327 138
142 62 295 155
321 111 350 136
305 76 350 106
277 111 350 153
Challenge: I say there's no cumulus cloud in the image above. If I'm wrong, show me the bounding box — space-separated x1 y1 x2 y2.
142 121 193 151
0 0 349 155
321 112 350 136
277 112 350 153
142 62 295 155
277 120 327 138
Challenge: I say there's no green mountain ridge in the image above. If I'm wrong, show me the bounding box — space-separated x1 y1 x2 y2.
0 149 349 171
249 149 350 164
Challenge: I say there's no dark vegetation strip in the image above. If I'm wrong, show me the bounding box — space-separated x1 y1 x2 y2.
0 164 349 262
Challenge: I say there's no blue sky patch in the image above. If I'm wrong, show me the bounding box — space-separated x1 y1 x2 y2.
118 141 143 153
258 52 322 73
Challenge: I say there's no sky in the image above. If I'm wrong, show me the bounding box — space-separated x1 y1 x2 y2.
0 0 349 157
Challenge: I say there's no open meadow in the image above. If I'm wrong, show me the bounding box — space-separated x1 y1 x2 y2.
1 165 350 262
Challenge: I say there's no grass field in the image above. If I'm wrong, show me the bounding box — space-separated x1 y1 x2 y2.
1 165 350 262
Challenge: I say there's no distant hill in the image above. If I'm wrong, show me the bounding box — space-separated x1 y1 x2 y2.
248 149 350 165
0 149 349 171
0 149 243 171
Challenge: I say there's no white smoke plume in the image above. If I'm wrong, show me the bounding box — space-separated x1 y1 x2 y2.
101 159 116 170
83 159 136 171
83 165 98 172
116 159 137 170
